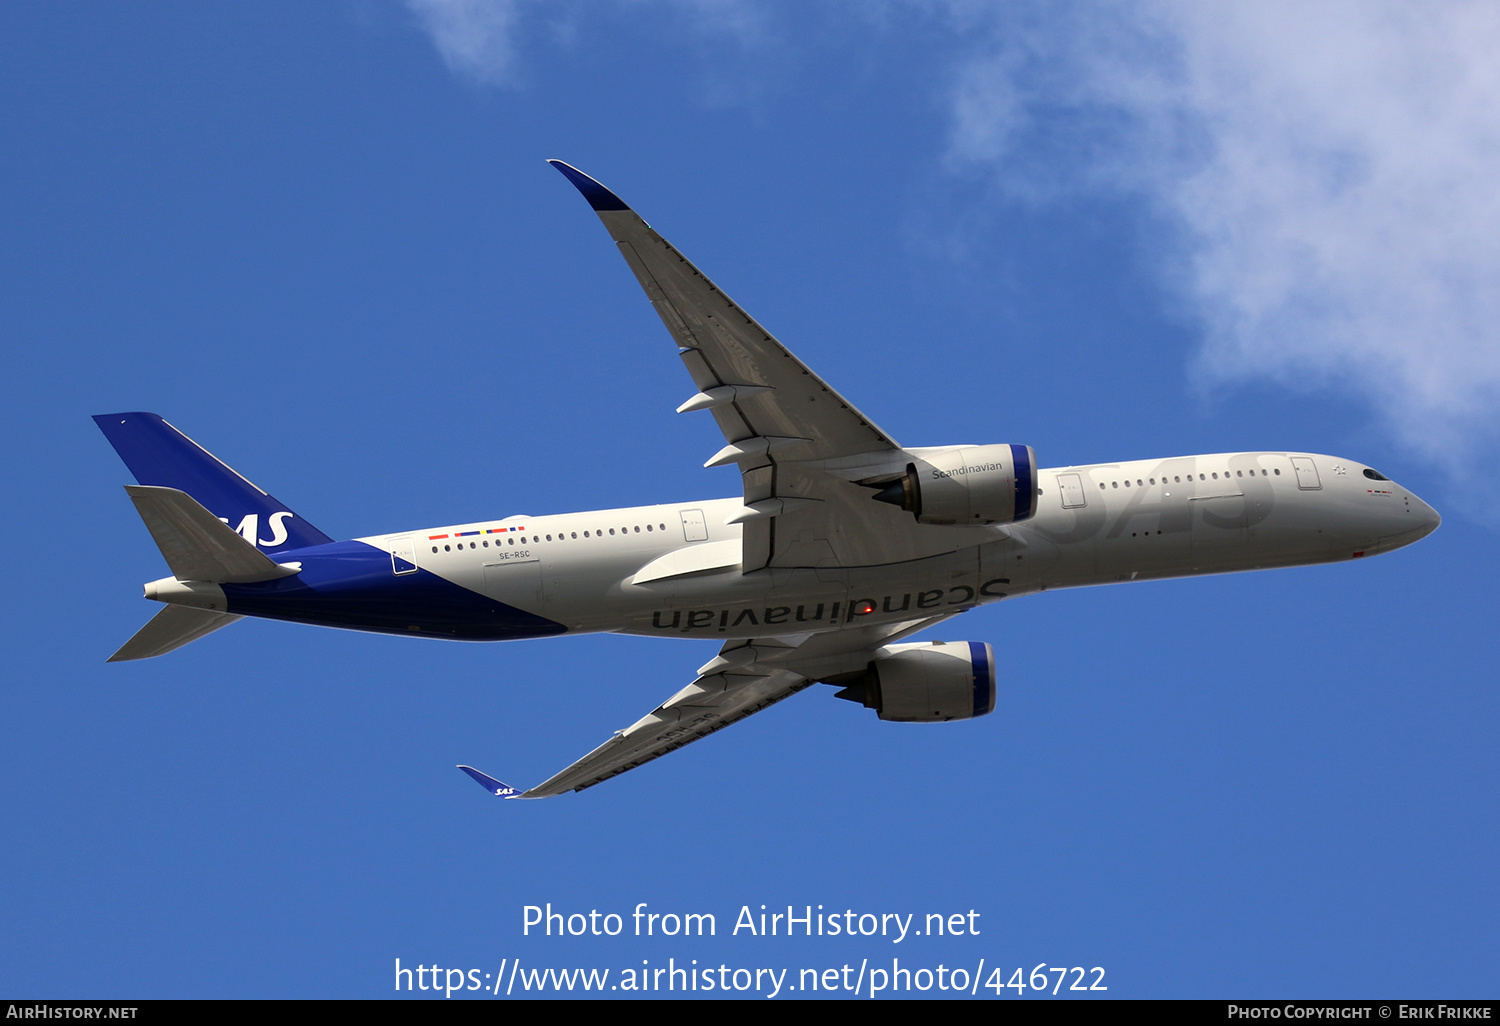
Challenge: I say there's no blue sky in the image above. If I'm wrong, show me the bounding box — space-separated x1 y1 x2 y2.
2 1 1496 999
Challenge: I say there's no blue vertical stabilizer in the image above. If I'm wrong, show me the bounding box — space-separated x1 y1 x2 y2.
94 412 334 554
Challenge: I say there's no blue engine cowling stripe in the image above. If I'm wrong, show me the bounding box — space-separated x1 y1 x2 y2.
968 641 996 717
1010 444 1035 522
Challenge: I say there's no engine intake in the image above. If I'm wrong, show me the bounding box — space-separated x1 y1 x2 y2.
833 641 996 722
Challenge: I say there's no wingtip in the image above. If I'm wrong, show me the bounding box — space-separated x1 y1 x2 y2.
546 159 630 212
457 764 525 799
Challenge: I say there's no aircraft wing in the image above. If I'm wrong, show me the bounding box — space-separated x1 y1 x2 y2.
463 615 954 799
549 161 899 462
551 161 947 570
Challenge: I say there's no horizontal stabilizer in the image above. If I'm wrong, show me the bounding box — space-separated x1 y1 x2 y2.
126 485 301 584
108 605 242 662
457 765 525 799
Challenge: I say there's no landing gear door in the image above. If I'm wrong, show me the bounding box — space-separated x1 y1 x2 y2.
1290 457 1322 490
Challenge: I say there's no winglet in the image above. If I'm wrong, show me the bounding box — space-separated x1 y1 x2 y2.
547 160 630 212
457 765 526 799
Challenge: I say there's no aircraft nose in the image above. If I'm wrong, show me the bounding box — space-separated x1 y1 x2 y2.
1412 494 1441 538
1376 489 1440 552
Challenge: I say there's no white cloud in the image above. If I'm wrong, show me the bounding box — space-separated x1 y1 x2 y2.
400 0 1500 482
403 0 767 88
405 0 524 86
940 1 1500 472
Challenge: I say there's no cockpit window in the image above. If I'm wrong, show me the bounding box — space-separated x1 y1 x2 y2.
1363 468 1389 481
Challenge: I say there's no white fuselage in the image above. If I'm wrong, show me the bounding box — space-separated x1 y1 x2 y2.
347 451 1438 643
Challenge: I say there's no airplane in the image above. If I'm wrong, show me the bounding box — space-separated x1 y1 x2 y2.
96 160 1442 800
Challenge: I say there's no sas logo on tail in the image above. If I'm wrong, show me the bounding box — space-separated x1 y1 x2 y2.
217 511 295 548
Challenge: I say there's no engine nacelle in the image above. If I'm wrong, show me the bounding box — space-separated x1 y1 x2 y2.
872 444 1037 525
833 641 997 722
